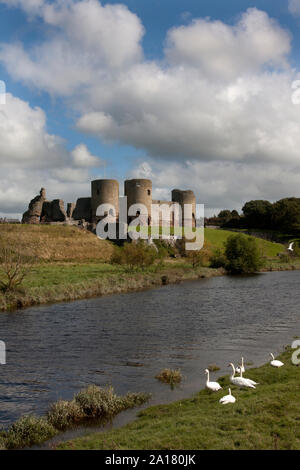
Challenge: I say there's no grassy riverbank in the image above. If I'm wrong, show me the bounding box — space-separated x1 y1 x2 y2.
58 348 300 450
0 261 222 311
0 224 293 312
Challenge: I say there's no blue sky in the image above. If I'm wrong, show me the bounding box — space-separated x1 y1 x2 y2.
1 0 300 217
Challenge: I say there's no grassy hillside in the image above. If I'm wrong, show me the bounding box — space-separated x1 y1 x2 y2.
0 224 113 262
205 228 284 258
58 348 300 450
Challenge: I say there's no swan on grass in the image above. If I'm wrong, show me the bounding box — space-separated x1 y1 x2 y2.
219 388 236 405
236 357 245 375
239 368 259 386
269 353 284 368
228 363 256 389
288 242 294 252
205 369 222 392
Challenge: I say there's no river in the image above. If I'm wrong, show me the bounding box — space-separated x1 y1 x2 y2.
0 271 299 433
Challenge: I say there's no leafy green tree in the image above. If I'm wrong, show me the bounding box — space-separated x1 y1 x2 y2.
242 200 273 229
217 210 232 225
224 234 264 274
272 198 300 234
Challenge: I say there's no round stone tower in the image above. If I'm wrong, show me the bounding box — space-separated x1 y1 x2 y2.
124 179 152 224
172 189 196 228
91 179 119 222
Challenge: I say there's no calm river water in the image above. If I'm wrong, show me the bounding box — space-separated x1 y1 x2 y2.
0 271 299 431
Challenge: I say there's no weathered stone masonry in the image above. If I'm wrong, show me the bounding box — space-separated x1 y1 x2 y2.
22 179 196 229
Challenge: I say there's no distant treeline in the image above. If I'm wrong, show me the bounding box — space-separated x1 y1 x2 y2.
206 198 300 234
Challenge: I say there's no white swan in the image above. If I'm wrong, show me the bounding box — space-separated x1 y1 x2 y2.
239 368 259 386
228 363 256 389
288 242 294 252
219 388 236 405
269 353 284 368
236 357 245 375
205 369 222 392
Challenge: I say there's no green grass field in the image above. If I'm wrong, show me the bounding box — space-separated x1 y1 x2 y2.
58 348 300 450
0 258 222 312
204 228 284 258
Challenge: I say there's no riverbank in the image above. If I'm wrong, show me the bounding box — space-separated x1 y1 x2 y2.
58 348 300 450
0 261 223 312
0 224 294 312
2 260 300 313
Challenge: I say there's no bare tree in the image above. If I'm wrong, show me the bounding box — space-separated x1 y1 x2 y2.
0 237 34 292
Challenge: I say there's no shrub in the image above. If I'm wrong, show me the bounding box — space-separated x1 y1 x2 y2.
177 238 212 266
4 415 57 449
224 234 264 274
153 239 177 258
155 369 182 386
111 240 157 270
210 248 227 268
47 399 84 431
186 243 213 268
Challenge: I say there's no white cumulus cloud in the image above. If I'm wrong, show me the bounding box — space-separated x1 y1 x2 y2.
0 0 144 95
1 2 300 215
165 9 291 80
0 93 103 216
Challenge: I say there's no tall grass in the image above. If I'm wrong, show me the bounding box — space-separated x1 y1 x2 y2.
4 416 57 450
1 385 151 449
155 369 182 386
0 225 113 262
47 400 84 431
74 385 151 419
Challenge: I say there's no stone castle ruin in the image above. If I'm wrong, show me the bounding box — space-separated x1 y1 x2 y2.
22 179 196 231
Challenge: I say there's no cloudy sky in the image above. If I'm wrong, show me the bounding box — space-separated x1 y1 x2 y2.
1 0 300 218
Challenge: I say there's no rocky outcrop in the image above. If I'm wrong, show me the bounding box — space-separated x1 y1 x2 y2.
22 188 46 224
